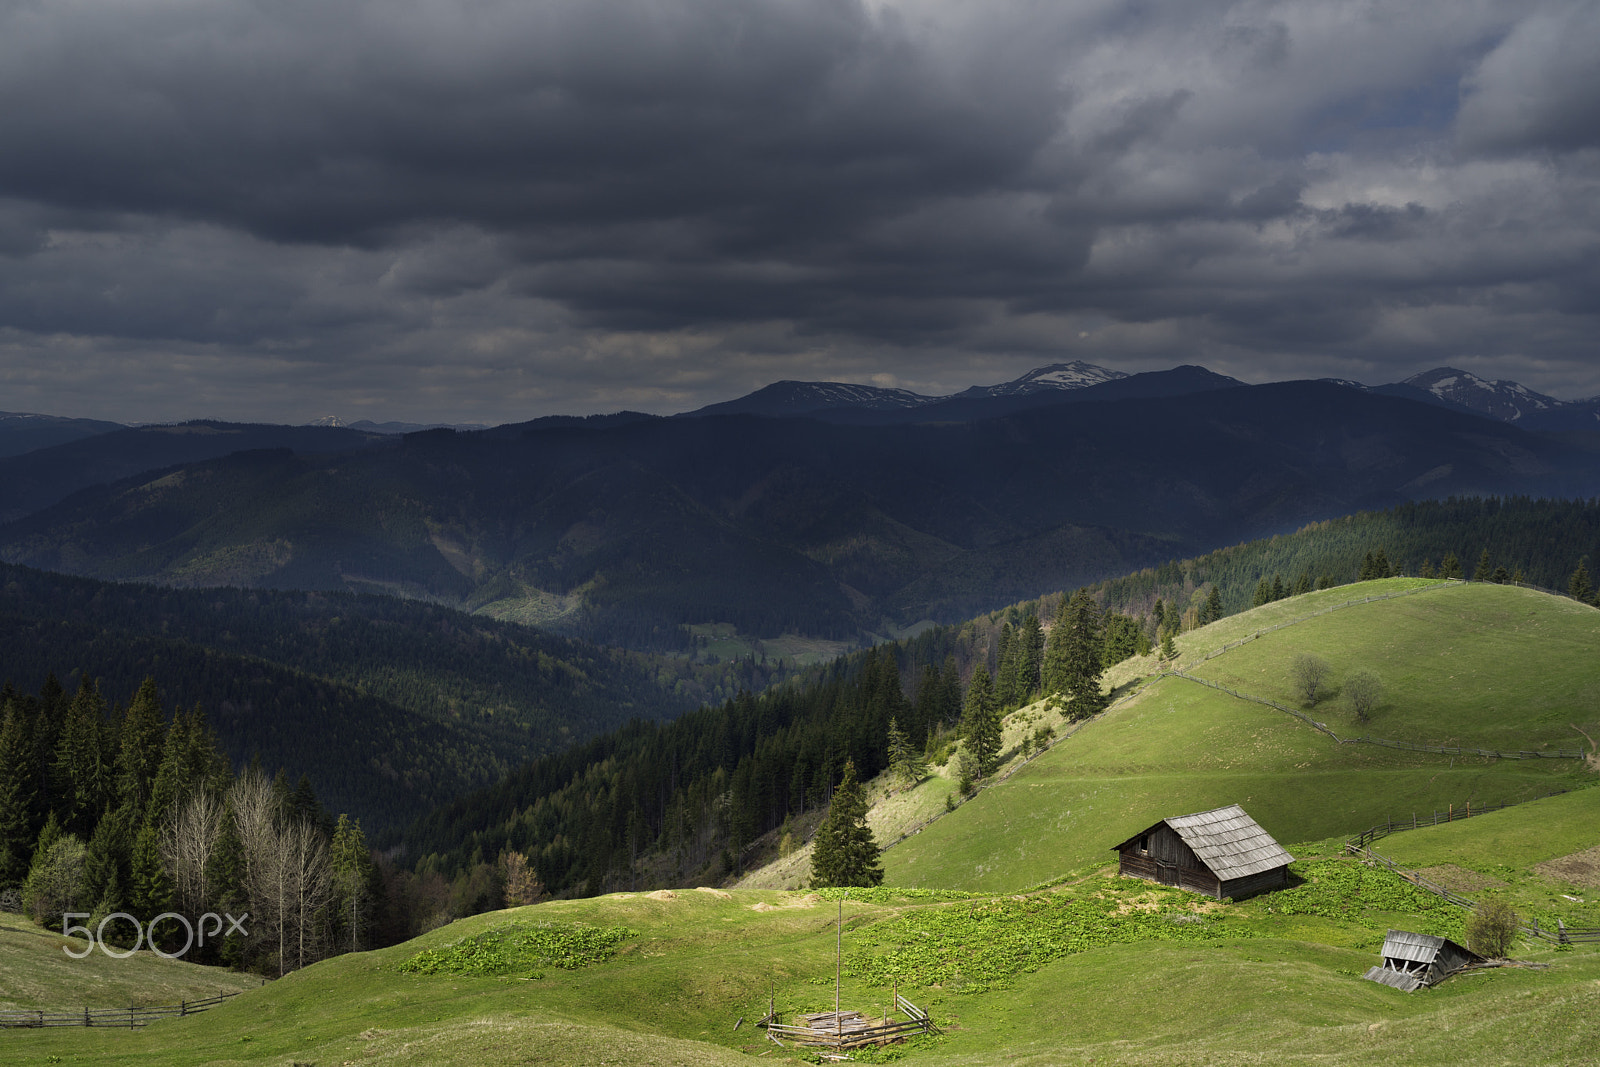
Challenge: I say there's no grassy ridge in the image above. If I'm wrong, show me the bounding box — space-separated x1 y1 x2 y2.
0 911 259 1013
884 580 1596 893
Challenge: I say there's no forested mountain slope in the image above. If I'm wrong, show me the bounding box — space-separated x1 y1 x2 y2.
400 496 1600 900
4 381 1595 651
0 563 783 834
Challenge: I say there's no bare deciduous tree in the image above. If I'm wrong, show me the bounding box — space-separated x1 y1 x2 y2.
228 770 333 975
1345 671 1383 724
162 791 224 918
1289 654 1331 705
500 850 543 908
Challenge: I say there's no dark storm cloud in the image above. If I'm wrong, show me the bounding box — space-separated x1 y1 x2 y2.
0 0 1597 423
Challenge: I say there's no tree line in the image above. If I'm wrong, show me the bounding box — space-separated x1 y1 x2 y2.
0 675 381 975
401 586 1129 902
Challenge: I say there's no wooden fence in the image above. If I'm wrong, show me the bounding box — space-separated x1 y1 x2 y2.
1345 794 1569 850
763 994 936 1051
1344 843 1600 946
0 991 243 1029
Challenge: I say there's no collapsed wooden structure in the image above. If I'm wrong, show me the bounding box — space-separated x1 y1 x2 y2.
760 993 936 1053
1111 804 1295 899
1362 929 1484 991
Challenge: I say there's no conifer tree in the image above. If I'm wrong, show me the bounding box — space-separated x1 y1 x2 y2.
53 680 112 835
129 820 170 917
994 623 1018 708
1419 558 1435 579
1203 585 1223 624
330 814 375 952
1017 613 1045 702
1473 549 1493 582
938 656 963 727
1440 553 1462 579
146 710 191 831
1271 575 1285 601
1373 547 1392 578
1252 578 1272 606
960 670 1002 777
808 760 882 889
115 678 166 816
83 803 135 909
0 702 34 887
1048 590 1107 719
1570 560 1593 603
886 717 927 788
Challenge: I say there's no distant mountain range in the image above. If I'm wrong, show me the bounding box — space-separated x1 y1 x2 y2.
0 410 126 458
681 361 1600 429
680 360 1130 419
4 372 1597 650
1365 368 1600 430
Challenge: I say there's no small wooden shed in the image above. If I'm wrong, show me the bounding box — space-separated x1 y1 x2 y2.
1110 804 1294 899
1362 929 1484 991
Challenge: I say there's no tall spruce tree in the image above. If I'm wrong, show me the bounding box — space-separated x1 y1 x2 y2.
1048 590 1107 719
808 760 882 888
0 702 35 887
960 669 1002 777
1473 549 1493 582
1018 613 1044 702
115 678 166 816
53 680 112 835
1570 560 1593 603
885 717 926 789
330 814 375 953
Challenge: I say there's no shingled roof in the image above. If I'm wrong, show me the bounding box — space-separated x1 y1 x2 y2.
1158 804 1295 880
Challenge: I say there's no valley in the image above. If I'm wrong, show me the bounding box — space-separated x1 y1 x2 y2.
2 580 1596 1065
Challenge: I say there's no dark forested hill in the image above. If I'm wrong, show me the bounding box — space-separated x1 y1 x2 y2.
3 381 1597 650
0 420 385 523
0 411 125 457
0 563 785 835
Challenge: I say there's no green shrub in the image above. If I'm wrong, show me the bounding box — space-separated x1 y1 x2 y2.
399 920 636 978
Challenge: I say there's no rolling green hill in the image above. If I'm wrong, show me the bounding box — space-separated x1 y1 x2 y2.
883 580 1598 892
4 579 1597 1065
2 788 1596 1065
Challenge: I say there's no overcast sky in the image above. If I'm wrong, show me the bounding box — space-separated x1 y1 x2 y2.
1 0 1596 425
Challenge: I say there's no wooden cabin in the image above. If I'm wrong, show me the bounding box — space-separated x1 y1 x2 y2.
1110 804 1294 899
1362 929 1484 991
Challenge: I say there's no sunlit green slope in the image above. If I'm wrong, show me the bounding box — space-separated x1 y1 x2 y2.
884 579 1599 893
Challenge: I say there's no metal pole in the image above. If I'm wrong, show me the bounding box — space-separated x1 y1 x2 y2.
836 895 843 1023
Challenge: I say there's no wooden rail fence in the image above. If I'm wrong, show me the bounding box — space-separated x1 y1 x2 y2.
1345 794 1568 851
1344 843 1600 946
762 994 936 1052
0 991 244 1029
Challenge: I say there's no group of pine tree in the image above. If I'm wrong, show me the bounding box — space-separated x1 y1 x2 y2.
0 676 393 974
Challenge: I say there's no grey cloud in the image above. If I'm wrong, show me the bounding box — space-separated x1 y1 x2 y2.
1458 3 1600 154
0 0 1597 423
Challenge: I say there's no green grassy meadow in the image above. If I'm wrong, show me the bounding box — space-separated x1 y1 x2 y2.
885 580 1596 893
4 578 1598 1065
